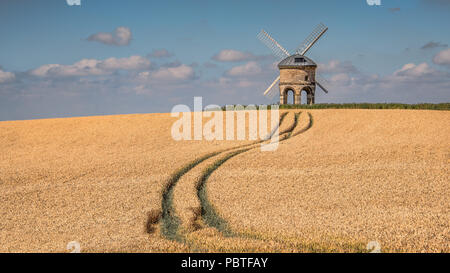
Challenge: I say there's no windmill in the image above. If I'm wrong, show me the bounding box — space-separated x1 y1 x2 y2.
257 23 329 105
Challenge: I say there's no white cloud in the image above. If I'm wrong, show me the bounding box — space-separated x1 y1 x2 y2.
134 85 152 95
212 49 255 62
327 62 444 90
329 73 351 86
31 55 150 77
31 64 64 77
318 60 358 74
421 41 448 50
0 69 15 83
87 26 132 46
99 56 151 70
31 59 104 77
148 49 173 58
138 64 195 81
394 63 438 77
321 60 450 103
433 48 450 65
226 61 262 77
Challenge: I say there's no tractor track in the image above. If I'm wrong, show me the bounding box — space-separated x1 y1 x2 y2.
190 113 314 246
187 112 373 253
150 112 290 240
194 112 304 237
151 111 314 252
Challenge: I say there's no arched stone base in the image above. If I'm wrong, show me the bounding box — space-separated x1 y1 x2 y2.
279 84 316 105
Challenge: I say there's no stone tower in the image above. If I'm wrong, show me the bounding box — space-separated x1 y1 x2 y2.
278 54 317 105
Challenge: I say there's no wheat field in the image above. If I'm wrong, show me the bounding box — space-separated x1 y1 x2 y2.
208 110 450 252
0 109 448 252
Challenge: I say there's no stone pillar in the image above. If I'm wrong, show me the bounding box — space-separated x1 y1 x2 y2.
279 87 285 105
311 86 316 105
294 91 301 105
306 91 311 105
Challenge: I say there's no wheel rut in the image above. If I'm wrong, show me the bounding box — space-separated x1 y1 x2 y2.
149 111 314 252
187 113 317 252
149 112 289 240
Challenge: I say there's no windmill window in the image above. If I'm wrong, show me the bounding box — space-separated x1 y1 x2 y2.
294 57 305 63
305 75 309 81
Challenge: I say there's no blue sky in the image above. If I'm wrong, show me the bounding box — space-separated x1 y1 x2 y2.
0 0 449 120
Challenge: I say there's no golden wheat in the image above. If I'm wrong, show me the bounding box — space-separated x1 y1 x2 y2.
0 112 259 252
207 110 450 252
1 109 448 252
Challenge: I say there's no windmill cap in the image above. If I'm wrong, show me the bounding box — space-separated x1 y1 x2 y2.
278 54 317 69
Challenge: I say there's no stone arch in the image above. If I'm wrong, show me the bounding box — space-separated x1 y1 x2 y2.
280 84 315 105
301 86 314 105
281 86 296 105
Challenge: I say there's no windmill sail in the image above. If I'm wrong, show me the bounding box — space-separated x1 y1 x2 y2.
263 76 280 98
257 30 290 97
257 30 290 60
316 81 329 94
295 23 328 56
315 74 329 94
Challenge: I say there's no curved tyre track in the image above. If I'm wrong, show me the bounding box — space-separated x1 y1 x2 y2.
152 112 290 240
186 113 314 252
152 111 313 252
191 113 314 245
189 112 372 253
